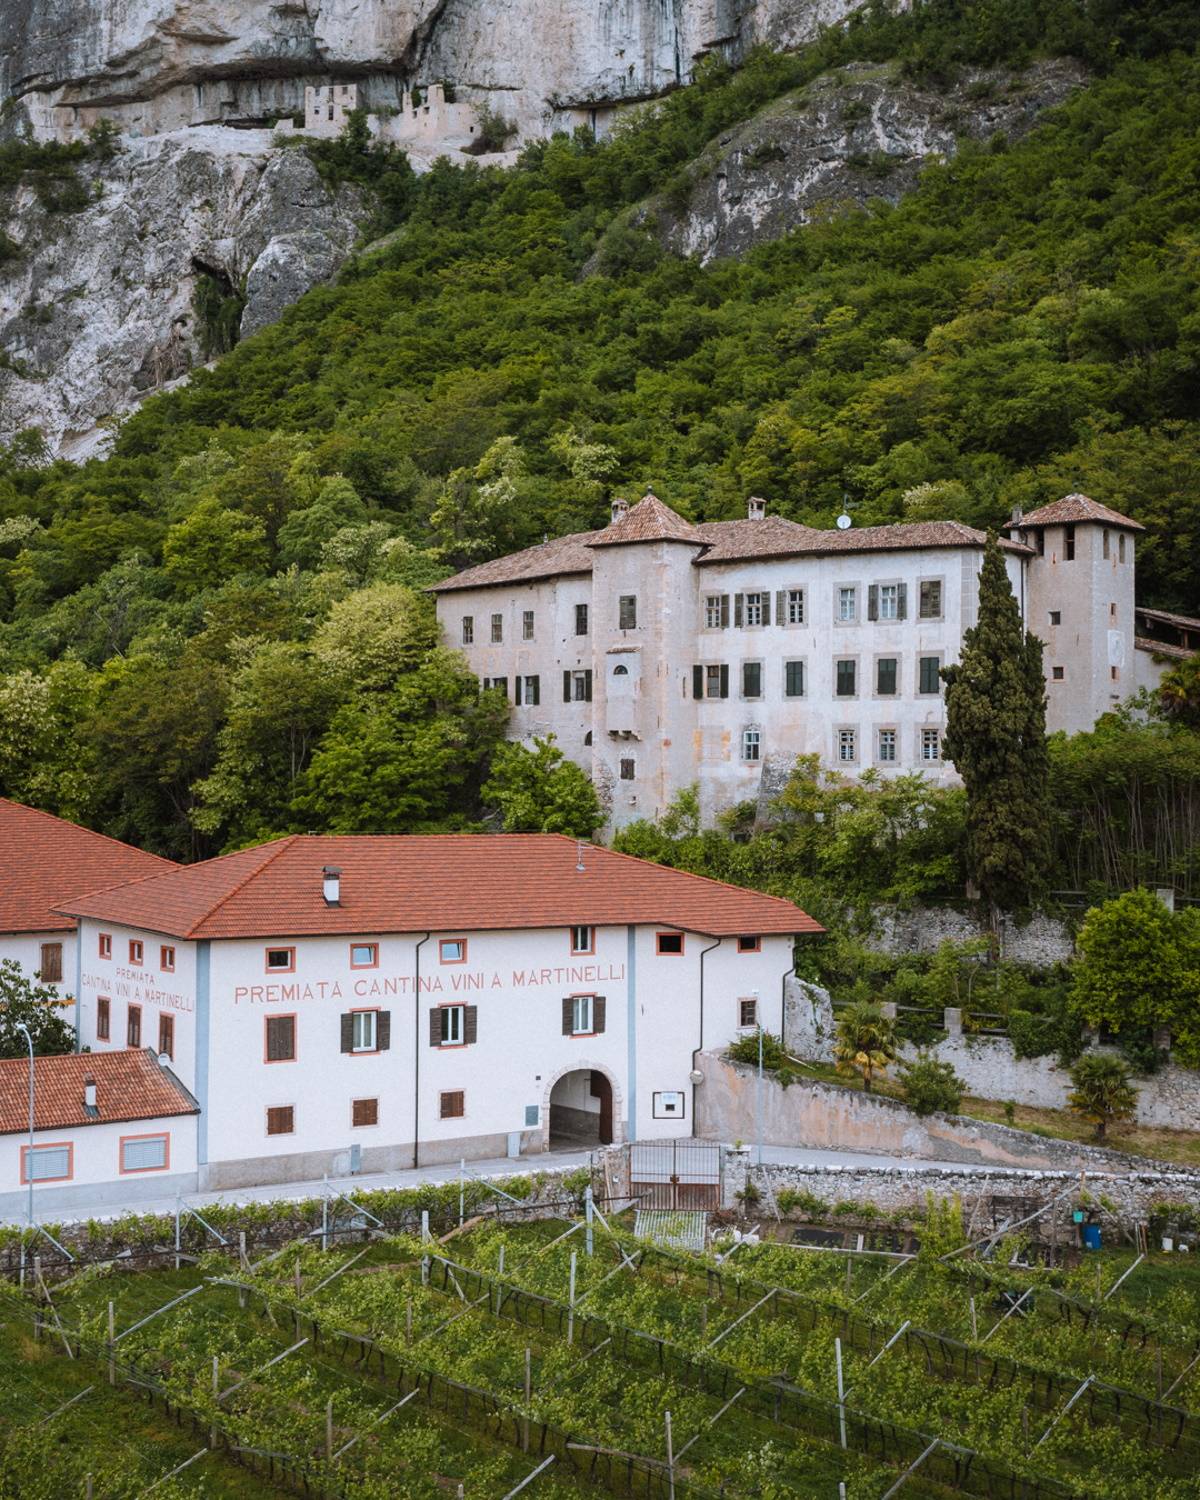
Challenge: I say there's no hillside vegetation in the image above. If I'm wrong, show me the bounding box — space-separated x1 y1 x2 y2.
1 0 1199 862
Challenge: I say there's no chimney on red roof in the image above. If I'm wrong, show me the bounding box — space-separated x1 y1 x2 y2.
322 866 342 906
747 496 766 520
610 496 628 524
83 1077 97 1111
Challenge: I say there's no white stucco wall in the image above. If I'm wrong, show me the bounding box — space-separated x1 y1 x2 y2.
0 1108 198 1222
66 912 795 1188
77 919 199 1091
0 929 77 1000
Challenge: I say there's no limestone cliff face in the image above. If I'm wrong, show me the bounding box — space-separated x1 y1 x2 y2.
0 134 362 454
2 1 859 141
627 57 1088 265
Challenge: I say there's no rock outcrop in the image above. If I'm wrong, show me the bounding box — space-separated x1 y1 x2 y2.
627 57 1088 264
2 1 861 143
0 133 362 454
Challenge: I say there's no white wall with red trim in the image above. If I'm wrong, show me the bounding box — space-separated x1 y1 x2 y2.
0 1108 198 1222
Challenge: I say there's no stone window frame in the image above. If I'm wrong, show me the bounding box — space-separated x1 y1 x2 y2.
782 587 805 627
834 655 859 700
783 657 806 699
835 724 858 765
703 593 729 631
740 658 764 701
918 725 943 764
834 582 859 626
461 615 474 645
917 652 943 697
917 576 945 622
876 725 899 766
490 612 504 644
873 653 901 698
871 578 905 623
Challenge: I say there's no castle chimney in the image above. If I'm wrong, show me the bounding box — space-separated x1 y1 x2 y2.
747 496 766 520
83 1077 97 1110
322 866 342 905
610 497 629 524
1010 505 1024 526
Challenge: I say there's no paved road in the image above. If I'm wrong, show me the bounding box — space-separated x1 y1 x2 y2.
8 1141 1015 1227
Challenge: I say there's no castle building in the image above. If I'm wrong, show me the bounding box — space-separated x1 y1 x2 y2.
431 493 1191 826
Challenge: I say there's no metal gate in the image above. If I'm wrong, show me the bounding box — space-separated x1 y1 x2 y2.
628 1138 722 1209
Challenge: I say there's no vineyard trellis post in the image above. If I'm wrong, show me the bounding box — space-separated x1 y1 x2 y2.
665 1409 675 1500
835 1336 847 1449
586 1186 594 1257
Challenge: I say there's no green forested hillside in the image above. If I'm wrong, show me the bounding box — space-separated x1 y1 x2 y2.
1 0 1199 859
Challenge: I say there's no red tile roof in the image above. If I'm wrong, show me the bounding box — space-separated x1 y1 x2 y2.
429 502 1031 592
588 494 708 548
1016 494 1145 531
57 834 822 941
0 800 177 935
0 1048 198 1136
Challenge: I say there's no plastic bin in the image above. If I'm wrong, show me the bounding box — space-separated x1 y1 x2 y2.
1082 1223 1102 1251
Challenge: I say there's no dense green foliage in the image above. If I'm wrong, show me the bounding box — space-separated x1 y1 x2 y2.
1071 887 1200 1063
833 999 898 1091
1067 1051 1138 1138
943 536 1051 912
898 1052 966 1114
0 958 75 1058
481 734 604 836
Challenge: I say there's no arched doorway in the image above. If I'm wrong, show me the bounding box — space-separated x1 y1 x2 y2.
548 1068 614 1149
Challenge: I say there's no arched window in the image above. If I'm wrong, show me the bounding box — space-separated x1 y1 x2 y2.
584 732 592 746
612 665 629 676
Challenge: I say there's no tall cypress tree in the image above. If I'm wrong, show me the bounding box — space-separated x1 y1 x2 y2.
941 534 1051 916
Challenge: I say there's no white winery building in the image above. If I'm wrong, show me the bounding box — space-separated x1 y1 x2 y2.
431 492 1192 825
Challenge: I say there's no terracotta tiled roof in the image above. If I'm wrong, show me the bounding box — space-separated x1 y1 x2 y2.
0 1048 198 1136
0 799 177 935
1136 606 1200 634
588 494 707 548
428 528 601 593
691 516 819 562
429 502 1032 593
694 517 1031 562
1016 494 1145 531
57 834 822 941
1135 636 1195 662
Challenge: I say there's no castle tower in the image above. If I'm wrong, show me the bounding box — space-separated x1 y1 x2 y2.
1010 495 1144 735
586 495 707 824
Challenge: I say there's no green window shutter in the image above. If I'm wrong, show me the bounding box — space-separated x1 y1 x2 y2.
584 670 593 702
775 590 786 623
563 670 572 702
719 664 730 699
720 595 730 628
867 585 878 621
514 676 523 705
692 665 703 699
733 594 744 627
897 583 907 620
761 592 771 626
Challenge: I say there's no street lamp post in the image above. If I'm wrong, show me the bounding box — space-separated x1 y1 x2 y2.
754 992 763 1168
15 1022 34 1278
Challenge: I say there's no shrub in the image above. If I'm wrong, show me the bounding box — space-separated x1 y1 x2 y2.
1067 1053 1137 1141
897 1053 965 1116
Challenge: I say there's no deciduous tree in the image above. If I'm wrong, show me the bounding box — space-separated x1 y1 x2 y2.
482 735 603 837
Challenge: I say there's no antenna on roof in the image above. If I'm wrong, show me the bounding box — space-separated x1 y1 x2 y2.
836 490 853 530
576 841 587 873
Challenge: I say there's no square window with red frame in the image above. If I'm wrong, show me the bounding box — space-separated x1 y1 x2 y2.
350 942 379 969
656 932 684 956
96 996 110 1041
128 938 144 965
439 938 467 964
737 935 761 953
160 944 175 971
98 932 112 959
265 947 295 973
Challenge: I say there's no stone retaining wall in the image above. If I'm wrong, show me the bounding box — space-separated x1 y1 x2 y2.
719 1151 1200 1235
869 906 1074 965
694 1052 1169 1172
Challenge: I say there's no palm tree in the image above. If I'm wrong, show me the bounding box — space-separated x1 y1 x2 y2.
1068 1054 1137 1141
833 1001 897 1094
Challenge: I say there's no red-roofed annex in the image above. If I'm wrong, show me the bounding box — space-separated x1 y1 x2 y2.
16 824 821 1206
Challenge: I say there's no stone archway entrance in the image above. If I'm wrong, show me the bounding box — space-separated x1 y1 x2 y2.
548 1068 614 1149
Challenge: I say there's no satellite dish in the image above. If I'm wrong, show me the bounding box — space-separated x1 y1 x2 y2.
836 512 852 530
